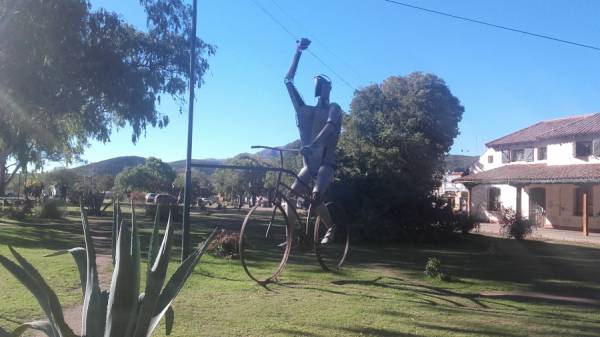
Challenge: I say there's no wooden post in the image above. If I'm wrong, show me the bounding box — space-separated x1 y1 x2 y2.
583 191 589 236
515 184 522 220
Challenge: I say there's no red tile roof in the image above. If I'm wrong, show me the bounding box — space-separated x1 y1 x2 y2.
486 113 597 148
455 164 600 184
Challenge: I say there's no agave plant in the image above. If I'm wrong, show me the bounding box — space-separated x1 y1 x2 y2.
0 202 216 337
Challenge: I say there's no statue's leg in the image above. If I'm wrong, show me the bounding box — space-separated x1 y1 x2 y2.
286 166 311 230
313 165 335 229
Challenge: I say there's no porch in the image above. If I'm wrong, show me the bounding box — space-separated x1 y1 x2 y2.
476 222 600 244
455 163 600 236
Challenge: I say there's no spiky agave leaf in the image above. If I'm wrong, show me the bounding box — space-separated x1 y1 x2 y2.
78 205 106 337
105 213 139 337
45 248 86 295
132 213 176 337
147 204 162 276
146 228 218 337
0 247 76 337
112 200 118 265
124 202 142 337
165 307 174 336
12 320 54 337
131 202 141 295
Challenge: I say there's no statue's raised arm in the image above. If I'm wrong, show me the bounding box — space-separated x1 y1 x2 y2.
284 38 311 112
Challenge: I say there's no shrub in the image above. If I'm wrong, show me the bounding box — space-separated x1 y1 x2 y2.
454 212 478 234
207 229 240 259
0 203 217 336
129 190 146 202
35 199 64 219
424 257 451 281
500 207 534 240
0 200 34 221
424 257 442 278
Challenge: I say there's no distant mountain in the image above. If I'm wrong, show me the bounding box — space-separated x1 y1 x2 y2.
71 156 146 176
169 158 224 176
70 148 477 178
71 156 225 177
445 154 478 172
252 139 302 160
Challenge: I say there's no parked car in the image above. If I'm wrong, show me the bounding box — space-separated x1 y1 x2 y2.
145 193 157 203
155 194 177 205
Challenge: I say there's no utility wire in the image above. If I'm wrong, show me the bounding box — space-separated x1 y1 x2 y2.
382 0 600 53
248 0 358 91
269 0 367 84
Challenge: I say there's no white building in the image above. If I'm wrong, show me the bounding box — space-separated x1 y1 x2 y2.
437 172 469 212
455 113 600 235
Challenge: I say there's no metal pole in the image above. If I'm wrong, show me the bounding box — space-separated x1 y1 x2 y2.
182 0 198 261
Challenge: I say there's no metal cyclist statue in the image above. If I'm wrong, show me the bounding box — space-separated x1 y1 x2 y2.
284 38 342 244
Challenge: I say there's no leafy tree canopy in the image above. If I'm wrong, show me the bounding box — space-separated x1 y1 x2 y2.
115 157 176 193
173 169 213 200
211 155 268 202
335 72 464 237
0 0 215 195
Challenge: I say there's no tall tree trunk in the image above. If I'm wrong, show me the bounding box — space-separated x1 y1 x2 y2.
0 154 6 197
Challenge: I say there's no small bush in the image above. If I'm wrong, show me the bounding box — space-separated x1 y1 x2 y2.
424 257 442 278
1 200 34 220
1 206 26 221
424 257 451 281
454 212 478 234
35 200 64 219
207 229 240 259
500 207 534 240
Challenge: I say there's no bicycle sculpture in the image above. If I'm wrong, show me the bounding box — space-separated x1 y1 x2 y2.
193 38 349 285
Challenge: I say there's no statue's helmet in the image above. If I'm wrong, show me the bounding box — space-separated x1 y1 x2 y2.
314 74 331 97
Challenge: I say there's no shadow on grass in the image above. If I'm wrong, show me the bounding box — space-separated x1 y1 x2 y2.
3 210 600 303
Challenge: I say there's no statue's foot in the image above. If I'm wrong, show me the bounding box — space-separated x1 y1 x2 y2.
320 225 336 245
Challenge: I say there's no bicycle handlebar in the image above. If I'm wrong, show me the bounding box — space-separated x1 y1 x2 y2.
251 145 301 153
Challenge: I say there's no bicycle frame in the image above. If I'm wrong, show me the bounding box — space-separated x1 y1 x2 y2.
190 145 312 205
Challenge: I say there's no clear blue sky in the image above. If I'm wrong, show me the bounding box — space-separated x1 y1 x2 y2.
70 0 600 166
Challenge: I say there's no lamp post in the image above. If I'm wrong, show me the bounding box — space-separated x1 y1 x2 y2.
182 0 198 262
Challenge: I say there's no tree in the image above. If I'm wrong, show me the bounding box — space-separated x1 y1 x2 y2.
335 72 464 239
115 157 176 194
173 169 213 200
0 0 215 196
211 155 266 204
23 175 44 199
44 168 78 200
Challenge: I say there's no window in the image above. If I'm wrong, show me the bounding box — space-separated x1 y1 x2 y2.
487 155 494 163
488 187 501 211
538 147 547 160
501 150 510 163
576 141 592 157
511 149 524 162
574 187 592 216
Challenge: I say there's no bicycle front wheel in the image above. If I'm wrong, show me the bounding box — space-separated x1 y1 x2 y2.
314 202 350 272
239 203 292 284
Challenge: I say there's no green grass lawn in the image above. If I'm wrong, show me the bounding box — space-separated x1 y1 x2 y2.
1 208 600 337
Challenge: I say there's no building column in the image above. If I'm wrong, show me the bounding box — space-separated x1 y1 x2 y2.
515 184 523 220
465 184 474 217
582 189 589 237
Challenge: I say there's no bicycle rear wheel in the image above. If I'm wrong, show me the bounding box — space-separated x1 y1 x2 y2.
314 202 350 272
239 203 292 284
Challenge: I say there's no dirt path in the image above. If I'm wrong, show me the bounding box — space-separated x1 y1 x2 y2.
30 220 114 337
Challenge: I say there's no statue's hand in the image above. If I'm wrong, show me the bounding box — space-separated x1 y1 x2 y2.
296 38 311 51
